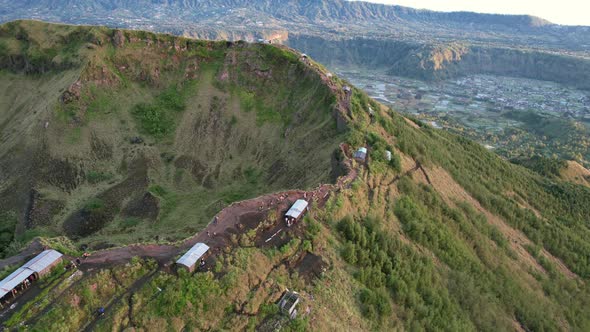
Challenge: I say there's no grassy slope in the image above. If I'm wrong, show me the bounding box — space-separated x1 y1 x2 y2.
10 85 590 332
1 21 590 331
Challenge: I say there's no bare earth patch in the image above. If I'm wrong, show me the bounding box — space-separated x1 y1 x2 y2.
560 161 590 188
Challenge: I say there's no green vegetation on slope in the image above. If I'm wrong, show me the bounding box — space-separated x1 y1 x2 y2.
1 21 590 332
511 155 567 177
329 86 590 330
0 20 342 249
131 84 190 138
372 108 590 278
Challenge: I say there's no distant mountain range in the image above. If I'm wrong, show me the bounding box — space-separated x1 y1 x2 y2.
1 21 590 330
1 0 554 28
2 0 590 89
1 0 589 52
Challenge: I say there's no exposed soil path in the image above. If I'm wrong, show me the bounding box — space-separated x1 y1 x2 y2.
0 239 44 270
76 144 358 269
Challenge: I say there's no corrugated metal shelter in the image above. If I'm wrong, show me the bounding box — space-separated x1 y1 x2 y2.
22 249 63 275
286 200 308 220
354 147 367 161
285 199 309 227
0 249 63 301
0 268 34 299
176 243 210 273
385 150 392 161
278 290 301 319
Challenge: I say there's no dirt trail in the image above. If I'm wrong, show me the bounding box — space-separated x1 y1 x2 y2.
78 144 357 269
81 270 159 332
0 239 44 270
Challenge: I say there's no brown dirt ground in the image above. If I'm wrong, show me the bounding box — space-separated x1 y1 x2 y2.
295 253 328 284
560 161 590 187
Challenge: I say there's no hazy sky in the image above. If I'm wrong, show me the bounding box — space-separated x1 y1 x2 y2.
358 0 590 26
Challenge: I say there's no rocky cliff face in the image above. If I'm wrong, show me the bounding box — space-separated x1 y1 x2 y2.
288 35 590 89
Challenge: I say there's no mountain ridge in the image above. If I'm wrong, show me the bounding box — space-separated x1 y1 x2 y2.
0 0 556 28
2 0 587 45
0 20 590 331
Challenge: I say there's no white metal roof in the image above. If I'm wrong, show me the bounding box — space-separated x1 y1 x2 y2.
177 243 210 268
385 150 392 161
22 250 63 273
0 249 62 298
0 268 34 298
285 199 308 219
357 147 367 154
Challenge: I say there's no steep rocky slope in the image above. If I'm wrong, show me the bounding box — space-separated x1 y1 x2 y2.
1 21 590 331
0 20 345 250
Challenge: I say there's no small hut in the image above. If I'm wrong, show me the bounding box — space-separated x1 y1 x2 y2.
278 290 301 319
176 243 210 273
354 147 367 162
385 150 392 161
285 199 309 227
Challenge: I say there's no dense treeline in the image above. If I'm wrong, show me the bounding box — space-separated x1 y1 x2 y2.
394 179 589 331
510 155 567 177
338 215 474 330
